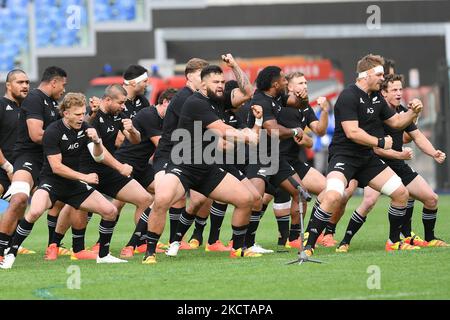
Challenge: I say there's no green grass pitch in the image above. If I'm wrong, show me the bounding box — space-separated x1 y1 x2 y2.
1 195 449 300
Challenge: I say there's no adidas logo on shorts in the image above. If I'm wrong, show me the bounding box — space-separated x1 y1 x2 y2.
170 168 182 176
41 184 52 191
334 162 345 171
257 169 267 177
23 162 33 170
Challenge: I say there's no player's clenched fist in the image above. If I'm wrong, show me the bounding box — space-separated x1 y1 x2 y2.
251 105 263 119
83 173 99 185
434 150 446 164
221 53 237 68
86 128 101 144
119 163 133 177
383 135 393 150
317 97 329 112
401 147 414 160
408 98 423 114
121 118 135 132
89 96 100 113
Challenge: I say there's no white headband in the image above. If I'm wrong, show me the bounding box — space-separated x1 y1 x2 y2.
358 65 384 79
124 72 148 85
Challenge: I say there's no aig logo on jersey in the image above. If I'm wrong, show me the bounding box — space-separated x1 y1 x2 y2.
68 142 79 150
367 107 374 114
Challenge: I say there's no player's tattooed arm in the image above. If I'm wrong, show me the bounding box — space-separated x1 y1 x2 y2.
222 53 254 108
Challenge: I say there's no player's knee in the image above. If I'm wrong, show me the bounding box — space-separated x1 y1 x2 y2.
325 178 345 202
245 192 255 208
391 185 409 204
186 199 201 214
26 209 44 222
9 193 28 212
235 191 254 209
425 192 438 209
139 192 153 207
323 190 342 206
252 194 263 211
102 205 118 221
362 197 377 212
153 193 173 212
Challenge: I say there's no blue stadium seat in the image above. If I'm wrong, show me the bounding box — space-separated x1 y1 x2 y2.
7 0 28 8
36 28 53 47
34 0 88 48
0 2 29 72
0 52 15 72
94 0 137 22
94 2 111 22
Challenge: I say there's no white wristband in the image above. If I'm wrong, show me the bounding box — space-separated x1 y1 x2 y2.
87 142 104 162
1 161 13 174
292 128 298 137
255 117 263 127
93 152 104 162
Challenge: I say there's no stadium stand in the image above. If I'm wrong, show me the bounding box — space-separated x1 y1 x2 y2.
94 0 138 22
0 0 29 72
0 0 208 75
35 0 88 48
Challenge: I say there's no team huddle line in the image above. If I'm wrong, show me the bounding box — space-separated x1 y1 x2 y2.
0 53 447 269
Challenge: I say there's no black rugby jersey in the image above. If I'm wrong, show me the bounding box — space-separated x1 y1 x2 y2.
278 104 317 159
42 120 91 179
175 92 221 168
329 84 395 157
0 97 20 159
80 109 123 169
381 104 417 165
14 88 60 154
122 94 150 119
155 86 194 159
115 106 163 170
